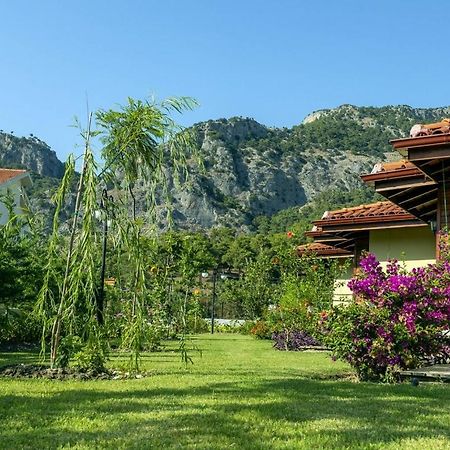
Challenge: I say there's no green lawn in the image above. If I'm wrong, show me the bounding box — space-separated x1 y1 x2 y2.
0 334 449 449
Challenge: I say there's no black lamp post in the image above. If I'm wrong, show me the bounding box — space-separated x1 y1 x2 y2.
95 189 113 325
201 268 233 334
219 273 228 318
211 268 217 334
201 269 216 334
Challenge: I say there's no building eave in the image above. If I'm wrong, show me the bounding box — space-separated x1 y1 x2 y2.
391 133 450 153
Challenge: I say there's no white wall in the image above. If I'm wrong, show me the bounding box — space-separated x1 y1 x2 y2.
0 183 25 225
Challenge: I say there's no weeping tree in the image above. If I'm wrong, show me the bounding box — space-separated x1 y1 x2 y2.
97 97 199 369
36 96 198 370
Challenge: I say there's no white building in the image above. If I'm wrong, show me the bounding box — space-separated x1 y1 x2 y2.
0 169 32 225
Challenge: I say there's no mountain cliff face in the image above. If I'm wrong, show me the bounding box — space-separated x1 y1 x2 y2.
149 117 384 230
149 105 450 230
2 105 449 231
0 132 64 178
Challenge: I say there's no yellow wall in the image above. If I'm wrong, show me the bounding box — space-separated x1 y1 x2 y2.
369 226 436 270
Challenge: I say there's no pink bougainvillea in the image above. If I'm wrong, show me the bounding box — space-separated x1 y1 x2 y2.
323 234 450 381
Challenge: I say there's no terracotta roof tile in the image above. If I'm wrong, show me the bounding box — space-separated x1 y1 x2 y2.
0 169 27 185
316 201 414 224
304 229 323 238
409 118 450 138
297 242 352 257
361 160 426 184
370 160 417 174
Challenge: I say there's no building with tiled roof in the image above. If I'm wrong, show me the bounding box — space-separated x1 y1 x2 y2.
314 201 419 227
300 119 450 303
300 199 435 303
361 161 438 223
0 168 32 225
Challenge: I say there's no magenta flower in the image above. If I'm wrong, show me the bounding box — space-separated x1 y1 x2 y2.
328 247 450 381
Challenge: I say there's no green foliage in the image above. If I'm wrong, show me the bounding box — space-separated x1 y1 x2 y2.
215 231 348 327
237 320 257 335
262 255 348 346
213 321 245 334
245 105 446 159
186 315 209 334
96 96 199 224
0 310 41 345
0 199 45 306
71 336 108 372
249 320 271 339
0 195 49 344
220 254 278 319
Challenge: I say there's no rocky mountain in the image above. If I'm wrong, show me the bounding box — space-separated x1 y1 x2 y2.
0 131 68 226
1 105 449 231
149 105 450 230
150 118 379 230
0 131 64 178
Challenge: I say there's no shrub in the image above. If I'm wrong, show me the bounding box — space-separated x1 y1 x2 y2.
72 339 108 372
323 248 450 381
0 205 49 346
263 256 345 346
265 304 316 337
250 320 271 339
0 307 41 345
215 321 246 333
272 330 322 351
186 316 210 334
238 320 257 335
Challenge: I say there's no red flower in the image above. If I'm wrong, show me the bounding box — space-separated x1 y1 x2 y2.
286 231 294 239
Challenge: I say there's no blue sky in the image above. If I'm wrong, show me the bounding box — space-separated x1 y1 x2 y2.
1 0 449 161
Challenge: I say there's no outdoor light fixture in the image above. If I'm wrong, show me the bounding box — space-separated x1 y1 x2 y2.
200 269 237 334
200 268 219 334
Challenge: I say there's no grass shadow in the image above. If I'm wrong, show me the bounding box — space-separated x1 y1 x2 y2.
1 376 449 449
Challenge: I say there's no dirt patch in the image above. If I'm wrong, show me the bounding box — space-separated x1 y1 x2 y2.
0 364 148 380
0 364 111 380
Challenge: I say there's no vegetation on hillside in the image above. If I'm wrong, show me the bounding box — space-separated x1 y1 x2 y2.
244 105 450 158
253 184 381 236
